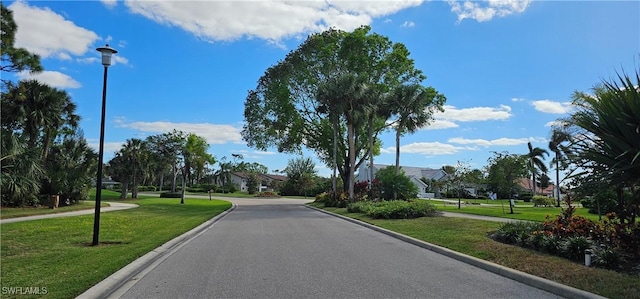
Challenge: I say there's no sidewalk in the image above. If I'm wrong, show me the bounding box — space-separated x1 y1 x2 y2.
0 202 138 224
441 211 523 223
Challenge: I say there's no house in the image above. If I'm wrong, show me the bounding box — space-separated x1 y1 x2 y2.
357 164 448 198
229 172 287 193
259 173 288 192
515 178 555 197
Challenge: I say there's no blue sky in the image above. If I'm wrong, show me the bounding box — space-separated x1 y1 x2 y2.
6 0 639 180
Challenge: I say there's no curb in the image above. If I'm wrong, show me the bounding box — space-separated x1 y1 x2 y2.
76 203 237 299
305 205 606 299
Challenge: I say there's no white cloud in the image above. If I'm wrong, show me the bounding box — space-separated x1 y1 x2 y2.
77 57 100 64
118 121 243 145
57 53 72 60
448 136 546 147
100 0 118 9
511 97 526 102
421 119 459 130
381 142 469 155
531 100 573 114
235 149 277 157
447 0 531 22
17 71 81 89
123 0 424 43
9 1 99 58
401 21 415 28
448 137 492 147
435 104 513 122
113 55 129 66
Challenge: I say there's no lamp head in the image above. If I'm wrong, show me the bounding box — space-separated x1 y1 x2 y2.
96 44 118 67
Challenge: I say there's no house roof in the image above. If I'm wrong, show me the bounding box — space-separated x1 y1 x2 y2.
261 173 288 181
231 172 287 181
371 164 448 181
515 178 555 195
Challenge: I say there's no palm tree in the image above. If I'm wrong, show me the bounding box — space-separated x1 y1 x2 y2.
388 84 445 176
527 142 549 196
2 80 79 161
106 153 129 199
120 138 148 198
548 129 571 206
44 131 97 202
0 132 44 206
317 73 370 202
568 69 640 223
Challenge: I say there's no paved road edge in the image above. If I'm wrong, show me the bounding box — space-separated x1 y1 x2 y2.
306 205 606 299
76 203 237 299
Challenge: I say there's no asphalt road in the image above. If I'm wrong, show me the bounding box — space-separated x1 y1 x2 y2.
117 198 559 299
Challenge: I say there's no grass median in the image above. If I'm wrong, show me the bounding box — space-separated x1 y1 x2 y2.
427 199 600 222
0 192 232 299
309 202 640 299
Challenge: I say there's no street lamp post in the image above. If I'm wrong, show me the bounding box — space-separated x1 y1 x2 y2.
92 44 117 246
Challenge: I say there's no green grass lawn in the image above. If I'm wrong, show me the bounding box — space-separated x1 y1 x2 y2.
309 202 640 299
0 201 110 219
427 199 601 222
0 190 132 219
0 195 232 299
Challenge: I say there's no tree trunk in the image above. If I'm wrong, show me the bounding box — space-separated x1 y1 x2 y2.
180 167 186 204
394 129 401 200
42 128 53 161
395 129 401 175
347 122 355 202
159 174 164 192
508 174 514 214
172 164 178 193
332 120 338 200
132 170 138 198
368 117 374 200
531 160 537 196
555 152 561 207
120 181 129 199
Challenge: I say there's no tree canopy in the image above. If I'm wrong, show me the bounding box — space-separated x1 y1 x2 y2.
486 151 528 213
243 25 442 199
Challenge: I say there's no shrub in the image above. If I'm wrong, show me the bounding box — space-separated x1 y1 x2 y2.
160 192 182 198
347 201 374 214
533 196 555 207
185 187 204 193
527 230 547 250
255 191 278 198
374 167 418 200
520 191 533 202
138 186 157 192
361 200 439 219
541 234 562 254
579 189 620 215
315 192 329 203
591 245 627 269
491 221 543 245
560 236 592 261
321 191 349 208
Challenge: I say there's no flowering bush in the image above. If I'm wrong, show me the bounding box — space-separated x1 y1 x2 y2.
491 207 640 271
